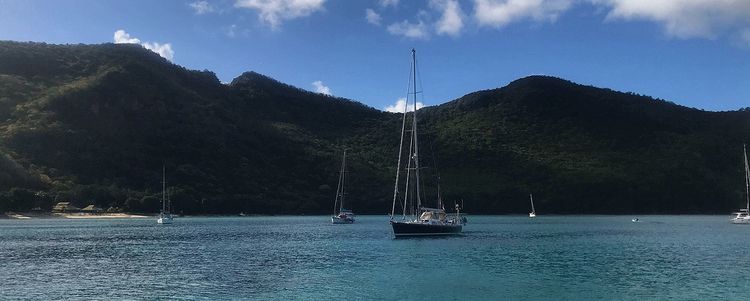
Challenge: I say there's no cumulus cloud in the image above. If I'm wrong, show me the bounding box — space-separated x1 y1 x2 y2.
114 30 140 44
384 97 425 113
431 0 464 36
473 0 573 28
592 0 750 41
312 80 331 95
388 20 430 39
189 1 215 14
380 0 399 8
234 0 326 29
113 30 174 61
366 8 382 25
142 42 175 61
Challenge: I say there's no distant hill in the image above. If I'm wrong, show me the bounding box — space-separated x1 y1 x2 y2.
1 41 748 214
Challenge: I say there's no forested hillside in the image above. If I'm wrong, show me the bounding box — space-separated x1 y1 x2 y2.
1 41 748 214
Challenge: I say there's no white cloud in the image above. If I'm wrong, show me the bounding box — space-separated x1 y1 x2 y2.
366 8 382 25
473 0 573 28
189 1 215 14
113 30 174 61
142 42 175 61
113 30 140 44
592 0 750 41
431 0 464 36
388 20 430 39
312 80 331 95
384 97 425 113
380 0 399 8
234 0 326 29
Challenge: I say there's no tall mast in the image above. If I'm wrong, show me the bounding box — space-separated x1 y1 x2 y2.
341 149 347 212
411 48 422 212
334 149 347 215
530 194 535 213
162 164 166 213
744 144 749 211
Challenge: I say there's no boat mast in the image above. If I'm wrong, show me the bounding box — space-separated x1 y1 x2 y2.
334 149 347 216
530 194 535 213
161 164 166 214
744 144 749 211
411 48 422 213
341 149 347 212
391 65 413 220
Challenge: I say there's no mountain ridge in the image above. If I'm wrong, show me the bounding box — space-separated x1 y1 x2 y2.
1 41 748 214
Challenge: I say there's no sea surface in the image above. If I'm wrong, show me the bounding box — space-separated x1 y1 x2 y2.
0 215 748 300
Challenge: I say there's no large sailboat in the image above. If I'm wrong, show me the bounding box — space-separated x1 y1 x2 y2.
731 144 750 224
157 165 173 225
389 49 464 237
528 194 536 218
331 150 355 224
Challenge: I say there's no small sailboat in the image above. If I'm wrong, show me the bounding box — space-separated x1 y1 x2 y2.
731 144 750 224
528 194 536 218
157 165 173 224
331 149 355 224
389 49 464 237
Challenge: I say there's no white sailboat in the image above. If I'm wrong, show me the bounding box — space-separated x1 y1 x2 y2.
157 165 173 224
331 149 355 224
528 194 536 218
731 144 750 224
389 49 464 237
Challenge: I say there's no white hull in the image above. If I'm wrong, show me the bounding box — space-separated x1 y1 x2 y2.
731 217 750 224
331 215 354 224
157 216 173 224
529 212 536 218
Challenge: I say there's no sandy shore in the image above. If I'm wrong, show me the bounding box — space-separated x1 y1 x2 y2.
56 213 149 219
3 212 149 219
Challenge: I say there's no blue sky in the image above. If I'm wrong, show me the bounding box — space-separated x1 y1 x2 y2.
1 0 750 111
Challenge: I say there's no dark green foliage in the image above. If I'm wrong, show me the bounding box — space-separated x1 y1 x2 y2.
1 41 748 214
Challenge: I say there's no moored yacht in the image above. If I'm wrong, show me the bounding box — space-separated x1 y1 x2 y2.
331 149 355 224
389 49 463 237
731 144 750 224
157 165 173 225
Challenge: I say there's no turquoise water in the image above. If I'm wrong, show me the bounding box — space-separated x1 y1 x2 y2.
0 215 748 300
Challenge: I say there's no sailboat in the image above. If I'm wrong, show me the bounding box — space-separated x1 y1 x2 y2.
389 49 464 237
157 165 173 224
331 149 355 224
528 194 536 218
731 144 750 224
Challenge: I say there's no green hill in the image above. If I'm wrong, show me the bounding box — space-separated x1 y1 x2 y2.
1 41 748 214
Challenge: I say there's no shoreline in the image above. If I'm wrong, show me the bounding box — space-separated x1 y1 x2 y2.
3 212 149 219
2 212 733 220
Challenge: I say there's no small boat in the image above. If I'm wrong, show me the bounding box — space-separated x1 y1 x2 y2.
331 149 355 224
528 194 536 218
157 165 173 225
731 144 750 224
632 218 639 223
389 49 464 237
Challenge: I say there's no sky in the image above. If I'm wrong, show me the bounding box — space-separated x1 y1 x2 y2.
1 0 749 112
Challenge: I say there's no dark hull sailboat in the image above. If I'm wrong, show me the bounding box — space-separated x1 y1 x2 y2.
388 49 464 237
391 221 462 236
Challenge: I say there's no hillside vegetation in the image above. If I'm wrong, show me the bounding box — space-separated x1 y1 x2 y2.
1 41 748 214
